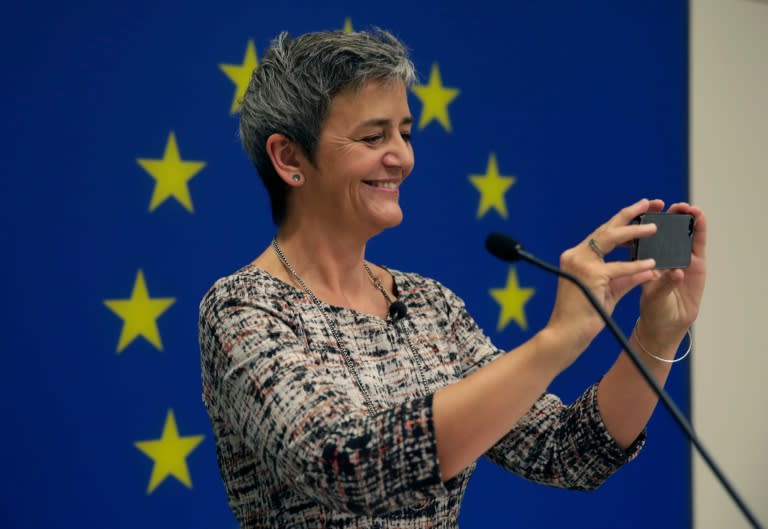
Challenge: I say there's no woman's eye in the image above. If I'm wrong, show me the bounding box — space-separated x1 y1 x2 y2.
401 132 412 143
361 135 383 144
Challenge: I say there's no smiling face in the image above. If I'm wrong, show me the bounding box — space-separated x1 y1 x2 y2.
293 79 414 238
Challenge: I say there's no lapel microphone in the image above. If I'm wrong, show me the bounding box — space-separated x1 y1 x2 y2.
388 300 408 321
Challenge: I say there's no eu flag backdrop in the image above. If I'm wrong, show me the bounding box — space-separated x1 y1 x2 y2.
1 1 689 527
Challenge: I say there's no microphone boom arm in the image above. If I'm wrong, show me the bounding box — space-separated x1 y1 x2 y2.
511 245 764 529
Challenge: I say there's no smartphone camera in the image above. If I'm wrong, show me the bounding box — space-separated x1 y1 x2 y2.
631 212 694 269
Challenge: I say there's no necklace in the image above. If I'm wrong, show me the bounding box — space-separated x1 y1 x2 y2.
271 237 431 415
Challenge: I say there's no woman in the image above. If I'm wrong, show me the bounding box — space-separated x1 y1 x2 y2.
199 29 706 528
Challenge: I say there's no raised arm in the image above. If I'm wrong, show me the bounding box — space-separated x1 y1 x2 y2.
598 202 706 448
432 199 661 480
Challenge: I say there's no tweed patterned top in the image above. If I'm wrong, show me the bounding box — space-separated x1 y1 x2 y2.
199 265 644 529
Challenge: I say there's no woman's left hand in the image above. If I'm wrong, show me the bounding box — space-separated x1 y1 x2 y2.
637 202 707 345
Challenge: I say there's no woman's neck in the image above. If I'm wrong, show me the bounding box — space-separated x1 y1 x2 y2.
274 217 373 302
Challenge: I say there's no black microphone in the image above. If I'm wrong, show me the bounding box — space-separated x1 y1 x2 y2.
484 232 765 529
388 300 408 321
485 232 524 262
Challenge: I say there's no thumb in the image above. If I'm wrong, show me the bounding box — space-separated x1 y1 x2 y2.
643 268 684 298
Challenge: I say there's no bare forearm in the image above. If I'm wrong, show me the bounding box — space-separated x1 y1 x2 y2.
432 329 567 480
597 326 687 449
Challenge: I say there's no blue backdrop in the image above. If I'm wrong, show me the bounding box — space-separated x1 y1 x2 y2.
2 1 690 527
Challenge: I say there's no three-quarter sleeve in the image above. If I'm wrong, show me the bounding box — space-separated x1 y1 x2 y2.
199 282 455 515
431 279 644 490
484 384 645 490
428 279 506 376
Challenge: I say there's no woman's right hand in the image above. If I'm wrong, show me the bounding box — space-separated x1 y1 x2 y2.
542 198 661 370
434 199 661 480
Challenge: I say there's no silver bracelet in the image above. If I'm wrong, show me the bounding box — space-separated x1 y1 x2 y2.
633 317 692 364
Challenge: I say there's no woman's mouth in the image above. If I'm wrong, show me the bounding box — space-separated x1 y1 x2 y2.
363 180 400 190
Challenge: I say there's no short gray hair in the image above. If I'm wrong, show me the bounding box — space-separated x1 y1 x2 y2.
239 29 416 225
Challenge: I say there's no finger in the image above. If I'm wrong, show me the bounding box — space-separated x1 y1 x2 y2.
666 203 707 259
605 258 657 279
650 267 684 285
691 209 707 259
647 198 666 212
604 198 651 228
606 223 657 246
666 202 687 213
610 268 657 300
589 223 657 255
642 268 685 300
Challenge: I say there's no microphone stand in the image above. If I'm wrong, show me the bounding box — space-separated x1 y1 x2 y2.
508 245 764 529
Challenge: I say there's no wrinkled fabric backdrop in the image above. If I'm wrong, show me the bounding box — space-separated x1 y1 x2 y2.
1 1 689 527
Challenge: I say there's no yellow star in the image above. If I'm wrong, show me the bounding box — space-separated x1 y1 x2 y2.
411 63 460 131
490 267 535 331
103 270 175 353
343 17 354 33
136 132 206 213
134 409 204 494
219 39 259 114
469 153 516 218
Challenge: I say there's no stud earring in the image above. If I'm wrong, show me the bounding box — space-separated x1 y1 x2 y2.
291 174 302 182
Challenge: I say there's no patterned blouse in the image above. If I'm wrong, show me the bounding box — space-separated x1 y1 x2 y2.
198 265 644 529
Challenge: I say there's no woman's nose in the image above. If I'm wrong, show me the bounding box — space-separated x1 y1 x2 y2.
383 135 414 172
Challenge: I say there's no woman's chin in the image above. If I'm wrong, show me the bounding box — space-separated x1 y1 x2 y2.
365 208 404 233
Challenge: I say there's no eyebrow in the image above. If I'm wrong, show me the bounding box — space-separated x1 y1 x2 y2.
356 116 414 129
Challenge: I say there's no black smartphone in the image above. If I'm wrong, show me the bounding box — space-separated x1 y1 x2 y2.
631 212 694 269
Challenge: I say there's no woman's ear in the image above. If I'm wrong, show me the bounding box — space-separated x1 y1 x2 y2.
266 133 306 187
